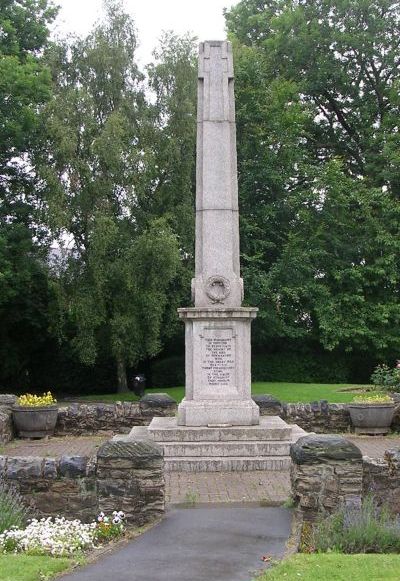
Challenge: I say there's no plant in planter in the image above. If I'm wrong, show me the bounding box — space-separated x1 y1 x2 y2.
348 394 395 435
12 392 58 439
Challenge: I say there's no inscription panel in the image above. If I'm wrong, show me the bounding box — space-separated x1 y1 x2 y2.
201 328 235 388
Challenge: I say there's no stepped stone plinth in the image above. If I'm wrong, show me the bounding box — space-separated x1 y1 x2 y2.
124 417 306 472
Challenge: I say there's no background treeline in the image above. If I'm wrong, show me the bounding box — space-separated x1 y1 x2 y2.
1 0 399 395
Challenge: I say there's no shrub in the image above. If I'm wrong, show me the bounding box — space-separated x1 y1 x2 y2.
304 497 400 554
371 363 400 392
0 479 31 534
252 352 350 383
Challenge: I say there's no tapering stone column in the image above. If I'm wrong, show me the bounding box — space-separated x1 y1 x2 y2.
177 41 259 427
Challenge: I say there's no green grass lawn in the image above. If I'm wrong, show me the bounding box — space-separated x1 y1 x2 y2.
77 382 375 404
258 554 400 580
0 555 72 581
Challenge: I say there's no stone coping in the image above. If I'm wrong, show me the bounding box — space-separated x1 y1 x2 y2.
178 307 258 319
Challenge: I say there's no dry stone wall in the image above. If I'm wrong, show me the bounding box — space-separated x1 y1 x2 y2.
290 434 364 520
1 393 398 437
0 454 97 521
363 449 400 514
97 440 164 525
0 395 16 443
0 439 165 524
55 394 177 436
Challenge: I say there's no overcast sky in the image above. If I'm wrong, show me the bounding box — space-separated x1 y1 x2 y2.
52 0 238 65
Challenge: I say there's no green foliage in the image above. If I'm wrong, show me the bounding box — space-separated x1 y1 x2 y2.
0 554 72 581
0 479 30 534
305 497 400 554
252 351 350 383
151 355 185 388
257 554 400 581
371 363 400 392
0 1 58 391
226 0 400 357
39 4 186 391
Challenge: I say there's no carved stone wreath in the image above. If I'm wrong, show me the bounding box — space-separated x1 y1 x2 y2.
205 275 231 304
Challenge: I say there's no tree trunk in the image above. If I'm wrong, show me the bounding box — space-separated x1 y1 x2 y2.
116 356 129 393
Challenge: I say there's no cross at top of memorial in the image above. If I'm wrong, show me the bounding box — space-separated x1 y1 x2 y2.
192 40 243 309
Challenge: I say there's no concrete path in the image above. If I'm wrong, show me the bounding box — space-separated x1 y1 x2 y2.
60 507 292 581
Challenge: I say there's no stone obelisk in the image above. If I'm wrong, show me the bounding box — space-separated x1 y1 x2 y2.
177 41 259 427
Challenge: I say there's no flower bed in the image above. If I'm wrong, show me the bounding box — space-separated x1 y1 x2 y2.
0 512 125 557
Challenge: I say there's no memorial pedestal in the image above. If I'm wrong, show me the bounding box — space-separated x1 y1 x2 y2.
176 307 259 427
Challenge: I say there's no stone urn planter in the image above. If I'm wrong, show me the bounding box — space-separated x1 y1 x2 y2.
12 392 58 438
12 405 58 438
348 398 395 435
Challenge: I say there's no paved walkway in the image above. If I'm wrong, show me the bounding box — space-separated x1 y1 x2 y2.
2 435 111 458
165 471 290 506
60 507 292 581
346 435 400 458
4 433 400 507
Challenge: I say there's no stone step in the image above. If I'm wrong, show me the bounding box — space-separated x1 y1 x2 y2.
162 440 291 457
164 455 291 472
147 416 292 442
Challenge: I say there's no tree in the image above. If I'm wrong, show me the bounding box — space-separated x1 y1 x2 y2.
226 0 400 358
39 1 181 391
0 0 57 390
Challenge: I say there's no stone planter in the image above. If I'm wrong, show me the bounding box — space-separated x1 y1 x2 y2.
348 403 395 435
12 405 58 438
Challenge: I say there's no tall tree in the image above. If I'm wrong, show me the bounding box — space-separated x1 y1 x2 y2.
0 0 57 389
226 0 400 356
39 2 181 391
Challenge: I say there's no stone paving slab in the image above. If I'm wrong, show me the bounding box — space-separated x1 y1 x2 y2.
60 507 293 581
346 435 400 458
2 435 111 458
165 471 290 506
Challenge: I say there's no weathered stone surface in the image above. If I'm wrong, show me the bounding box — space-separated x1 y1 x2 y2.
177 40 260 428
0 407 13 443
281 401 351 433
98 440 163 460
363 448 400 514
97 437 164 525
139 393 177 417
0 394 17 406
55 398 177 436
59 455 89 477
291 434 362 465
290 435 363 519
252 394 282 415
43 458 58 479
6 457 43 479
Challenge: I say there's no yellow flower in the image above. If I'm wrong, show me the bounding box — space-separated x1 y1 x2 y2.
17 391 57 407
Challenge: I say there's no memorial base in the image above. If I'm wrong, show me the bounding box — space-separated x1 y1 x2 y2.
177 398 259 427
119 417 308 472
177 307 259 427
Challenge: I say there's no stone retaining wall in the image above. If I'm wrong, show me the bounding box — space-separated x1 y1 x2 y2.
1 392 399 441
291 435 400 518
0 396 17 444
97 440 164 526
0 454 97 521
363 449 400 514
0 438 165 524
55 394 177 436
290 434 364 520
254 396 352 433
